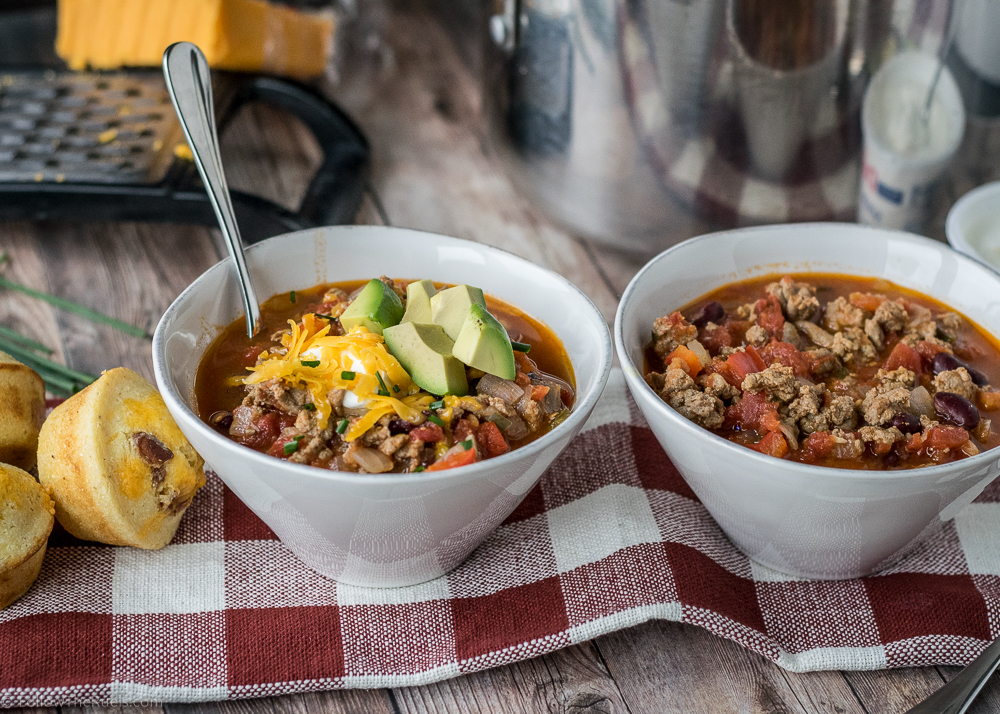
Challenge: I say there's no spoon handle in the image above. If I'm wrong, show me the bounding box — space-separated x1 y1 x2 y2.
904 637 1000 714
162 42 262 338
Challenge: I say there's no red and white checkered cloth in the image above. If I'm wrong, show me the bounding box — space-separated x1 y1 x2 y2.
3 369 999 706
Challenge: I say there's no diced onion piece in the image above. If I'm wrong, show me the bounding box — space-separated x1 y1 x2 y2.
909 386 934 418
686 340 711 367
476 373 524 403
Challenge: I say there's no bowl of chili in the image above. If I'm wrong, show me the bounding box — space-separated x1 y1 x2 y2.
153 225 612 587
615 223 1000 579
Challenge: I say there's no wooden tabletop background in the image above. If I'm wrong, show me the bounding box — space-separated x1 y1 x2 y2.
4 1 1000 712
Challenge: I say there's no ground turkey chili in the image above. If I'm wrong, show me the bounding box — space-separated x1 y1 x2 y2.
644 273 1000 469
196 277 575 475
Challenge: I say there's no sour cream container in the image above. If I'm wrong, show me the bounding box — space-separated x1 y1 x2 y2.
858 51 966 232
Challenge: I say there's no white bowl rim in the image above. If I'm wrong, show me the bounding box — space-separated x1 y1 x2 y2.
615 221 1000 482
946 180 1000 269
153 225 614 486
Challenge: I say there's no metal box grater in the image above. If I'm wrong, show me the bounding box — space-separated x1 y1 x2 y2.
0 71 181 185
0 69 369 243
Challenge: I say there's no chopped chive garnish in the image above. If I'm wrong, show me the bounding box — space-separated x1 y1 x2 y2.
427 414 445 428
460 438 474 451
314 313 336 321
0 325 52 355
0 336 98 386
376 372 390 396
289 290 297 303
300 359 320 368
393 384 400 393
341 370 356 380
0 274 151 338
429 399 444 410
336 419 349 434
303 403 315 411
413 466 425 473
283 436 303 455
511 340 531 353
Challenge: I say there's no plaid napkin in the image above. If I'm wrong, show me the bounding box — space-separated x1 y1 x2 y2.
2 369 998 706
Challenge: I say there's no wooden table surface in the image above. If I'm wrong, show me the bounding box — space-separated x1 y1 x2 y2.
5 1 1000 712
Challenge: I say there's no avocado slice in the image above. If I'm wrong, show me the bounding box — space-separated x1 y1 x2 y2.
401 279 437 324
383 322 469 396
452 303 516 380
339 279 404 335
430 284 486 340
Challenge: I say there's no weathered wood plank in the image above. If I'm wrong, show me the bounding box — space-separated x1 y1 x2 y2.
26 220 218 380
839 668 945 714
165 689 395 714
0 223 67 364
595 620 865 714
394 642 630 714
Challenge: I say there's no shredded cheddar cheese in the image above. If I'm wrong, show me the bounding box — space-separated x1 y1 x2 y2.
241 318 433 440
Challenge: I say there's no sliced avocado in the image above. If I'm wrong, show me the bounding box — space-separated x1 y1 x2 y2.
383 322 469 396
339 279 404 335
401 279 437 324
452 303 516 380
431 284 486 340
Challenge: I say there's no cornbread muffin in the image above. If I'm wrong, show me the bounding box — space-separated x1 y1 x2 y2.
0 350 46 472
1 462 54 609
38 368 205 549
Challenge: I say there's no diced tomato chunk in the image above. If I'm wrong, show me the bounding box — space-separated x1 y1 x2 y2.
699 323 733 354
237 410 294 451
750 430 789 458
913 340 948 365
760 341 813 379
267 433 299 458
243 345 265 368
515 351 538 374
726 345 766 384
800 431 837 462
925 426 971 450
725 391 781 434
884 341 923 373
453 419 476 443
754 295 785 335
907 426 970 453
411 424 445 442
849 292 884 312
665 344 703 377
706 360 740 388
476 420 509 459
426 445 478 472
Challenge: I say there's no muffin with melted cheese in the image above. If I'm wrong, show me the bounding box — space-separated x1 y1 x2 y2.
1 462 54 609
0 350 46 472
38 367 205 549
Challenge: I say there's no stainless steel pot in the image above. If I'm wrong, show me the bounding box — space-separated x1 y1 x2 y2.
481 0 948 251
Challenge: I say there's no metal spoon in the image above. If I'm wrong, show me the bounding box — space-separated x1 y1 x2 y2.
162 42 262 338
904 636 1000 714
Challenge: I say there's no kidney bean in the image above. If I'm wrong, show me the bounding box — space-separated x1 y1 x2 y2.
690 301 725 328
883 450 900 468
891 412 922 434
388 418 417 435
934 391 981 430
931 352 989 387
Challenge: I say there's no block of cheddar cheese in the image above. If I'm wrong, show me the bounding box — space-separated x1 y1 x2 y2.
56 0 335 80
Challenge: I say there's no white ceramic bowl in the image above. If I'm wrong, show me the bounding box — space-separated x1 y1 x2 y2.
615 223 1000 580
946 180 1000 272
153 226 612 587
